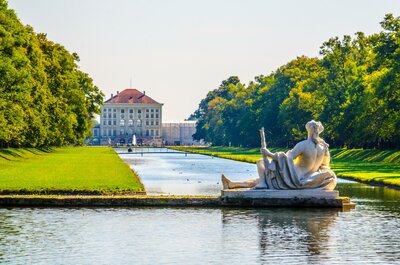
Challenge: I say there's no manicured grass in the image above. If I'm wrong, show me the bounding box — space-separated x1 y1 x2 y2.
329 149 400 187
171 146 400 188
0 147 144 194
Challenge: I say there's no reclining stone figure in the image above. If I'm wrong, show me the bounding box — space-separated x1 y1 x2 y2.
222 120 337 190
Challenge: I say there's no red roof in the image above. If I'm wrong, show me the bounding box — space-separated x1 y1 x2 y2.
104 89 160 104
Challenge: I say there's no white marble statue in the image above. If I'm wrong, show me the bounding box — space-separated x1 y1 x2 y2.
222 120 337 190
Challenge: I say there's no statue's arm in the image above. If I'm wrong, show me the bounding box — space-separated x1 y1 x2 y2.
286 142 302 160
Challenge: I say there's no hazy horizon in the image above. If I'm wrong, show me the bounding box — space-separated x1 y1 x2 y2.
8 0 400 120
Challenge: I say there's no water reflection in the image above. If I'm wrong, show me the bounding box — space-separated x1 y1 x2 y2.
338 182 400 214
0 208 22 259
221 208 339 263
0 205 399 264
339 182 400 201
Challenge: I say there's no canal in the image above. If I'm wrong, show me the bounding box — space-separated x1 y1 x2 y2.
0 148 399 264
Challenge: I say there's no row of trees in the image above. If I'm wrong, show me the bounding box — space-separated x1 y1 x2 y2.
191 14 400 149
0 0 104 147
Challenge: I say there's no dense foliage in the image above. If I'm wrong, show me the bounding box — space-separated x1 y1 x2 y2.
192 14 400 149
0 0 103 147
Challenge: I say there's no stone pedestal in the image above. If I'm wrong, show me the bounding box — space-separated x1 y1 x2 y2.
221 188 339 199
221 188 353 208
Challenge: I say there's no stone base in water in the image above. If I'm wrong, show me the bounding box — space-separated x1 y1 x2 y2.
0 193 355 209
221 188 339 199
221 188 354 208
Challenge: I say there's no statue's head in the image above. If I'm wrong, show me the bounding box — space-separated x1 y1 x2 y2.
306 120 324 136
306 120 329 147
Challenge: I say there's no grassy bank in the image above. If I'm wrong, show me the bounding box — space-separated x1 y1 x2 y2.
0 147 144 194
171 146 400 188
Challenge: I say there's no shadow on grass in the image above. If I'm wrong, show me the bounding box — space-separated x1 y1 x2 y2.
332 161 400 174
0 149 23 160
331 149 400 164
0 148 53 161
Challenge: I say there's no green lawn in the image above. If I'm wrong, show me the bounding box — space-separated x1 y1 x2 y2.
0 147 144 194
171 146 400 188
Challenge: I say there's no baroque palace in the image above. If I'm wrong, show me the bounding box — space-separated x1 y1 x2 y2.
90 88 200 146
93 88 163 146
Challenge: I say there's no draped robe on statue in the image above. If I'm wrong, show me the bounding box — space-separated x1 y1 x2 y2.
258 151 336 190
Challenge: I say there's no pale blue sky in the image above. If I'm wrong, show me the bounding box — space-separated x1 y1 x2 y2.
8 0 400 120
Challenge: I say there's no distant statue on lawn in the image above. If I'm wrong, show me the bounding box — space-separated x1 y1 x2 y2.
222 120 337 190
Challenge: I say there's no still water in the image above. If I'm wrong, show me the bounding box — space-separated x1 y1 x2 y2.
118 148 259 195
0 149 399 264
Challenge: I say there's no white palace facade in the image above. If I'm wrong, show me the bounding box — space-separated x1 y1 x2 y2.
97 88 163 146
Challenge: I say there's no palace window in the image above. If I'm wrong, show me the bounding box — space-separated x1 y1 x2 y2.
137 120 142 127
156 121 159 126
113 120 116 125
146 121 149 126
145 130 149 136
150 130 154 136
128 120 133 127
108 113 111 118
156 130 159 136
108 121 111 125
146 114 149 118
129 109 133 113
113 113 116 118
103 113 106 118
120 119 125 126
146 109 149 112
103 121 106 125
121 109 125 113
151 121 154 126
138 109 142 113
151 109 154 112
156 114 159 118
151 114 154 118
120 129 125 135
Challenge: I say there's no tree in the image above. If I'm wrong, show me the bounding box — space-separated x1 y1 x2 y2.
0 0 104 147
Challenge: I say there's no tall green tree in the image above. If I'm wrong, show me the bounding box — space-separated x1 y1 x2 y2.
364 14 400 148
0 0 103 147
